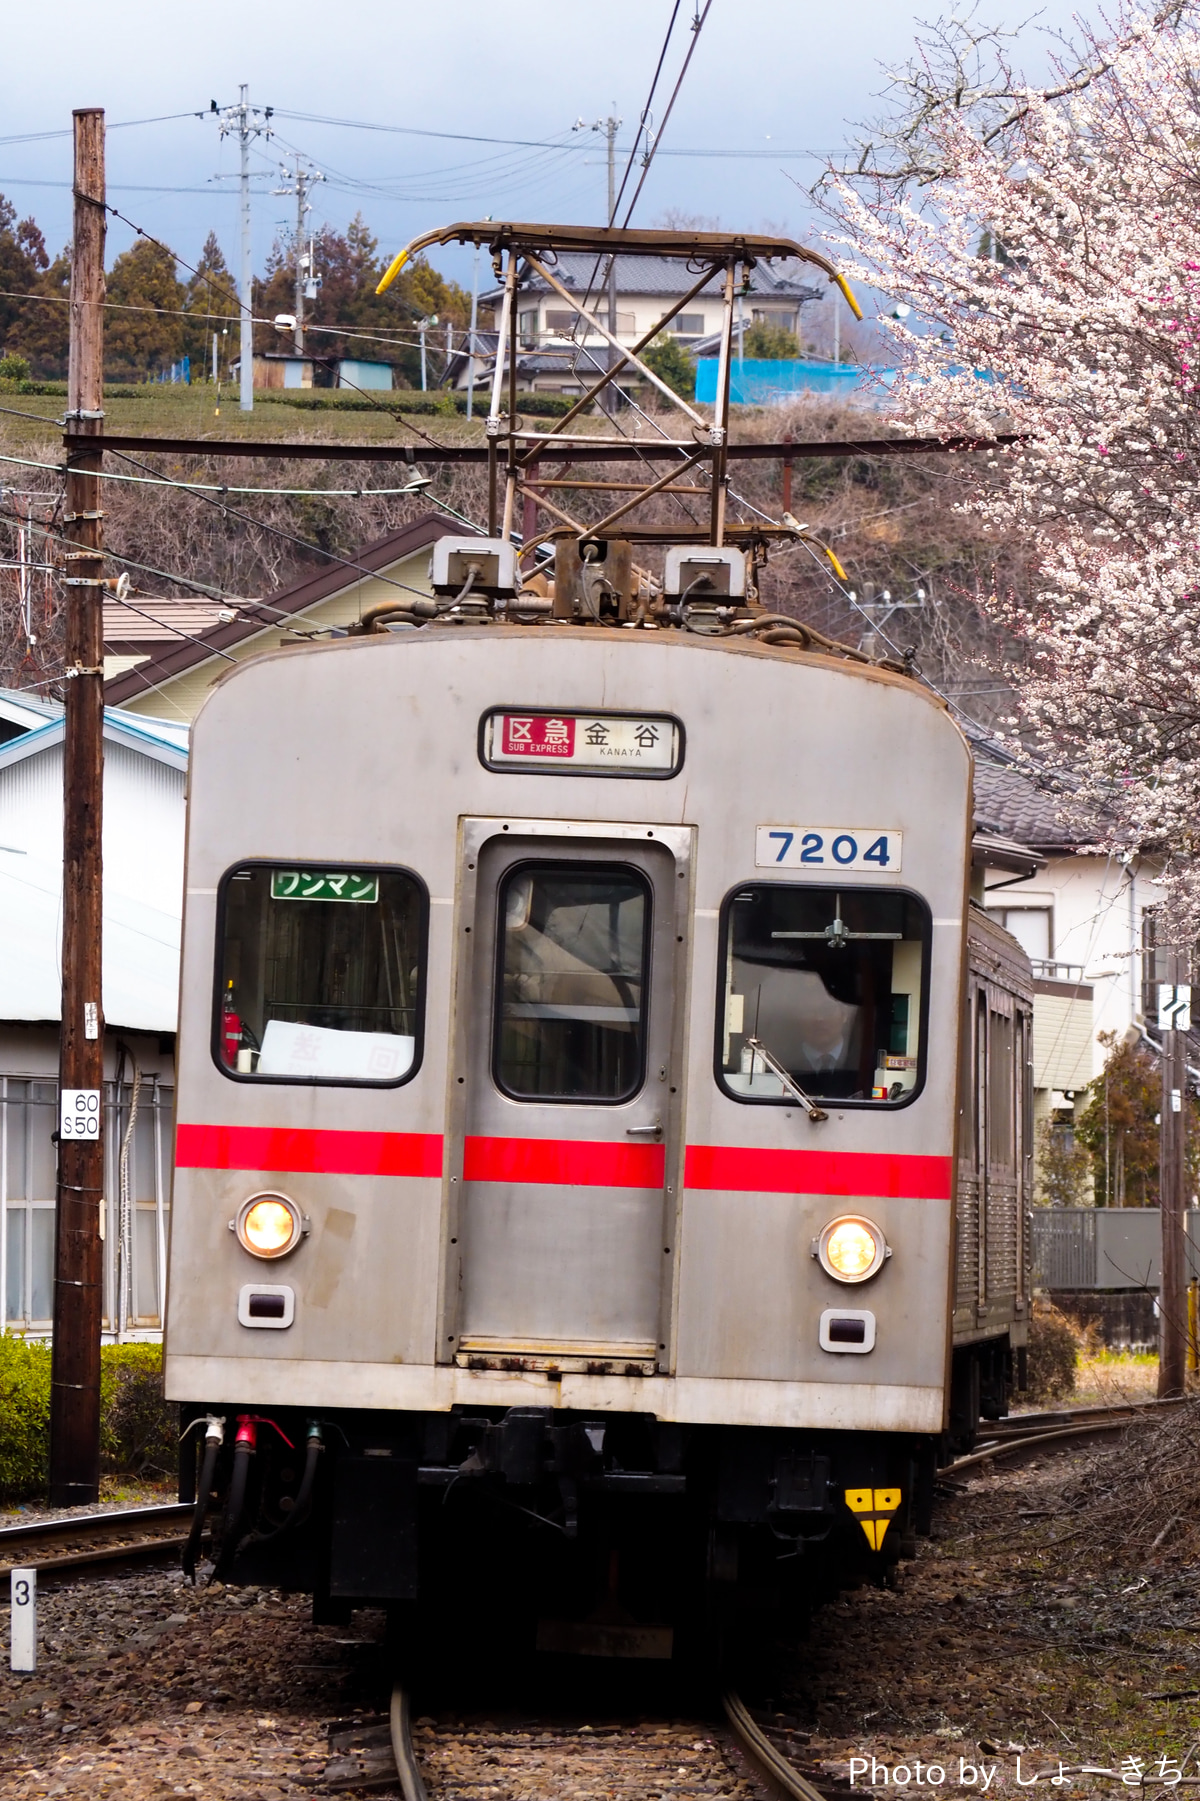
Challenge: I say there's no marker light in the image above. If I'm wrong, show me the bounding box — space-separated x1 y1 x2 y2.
235 1192 304 1260
817 1215 887 1284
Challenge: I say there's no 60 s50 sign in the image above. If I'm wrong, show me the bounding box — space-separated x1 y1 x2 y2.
755 827 903 873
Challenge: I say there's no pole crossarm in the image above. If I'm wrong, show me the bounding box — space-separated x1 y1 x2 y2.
374 221 864 320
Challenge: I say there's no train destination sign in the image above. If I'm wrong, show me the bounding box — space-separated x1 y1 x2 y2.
481 709 682 778
755 827 903 872
270 871 380 903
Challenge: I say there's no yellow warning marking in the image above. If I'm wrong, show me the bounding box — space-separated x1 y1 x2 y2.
843 1487 902 1552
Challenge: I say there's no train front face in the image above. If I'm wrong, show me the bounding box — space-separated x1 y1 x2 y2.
165 624 971 1633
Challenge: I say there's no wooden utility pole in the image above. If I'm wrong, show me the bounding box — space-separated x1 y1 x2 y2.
50 107 106 1505
1158 946 1190 1398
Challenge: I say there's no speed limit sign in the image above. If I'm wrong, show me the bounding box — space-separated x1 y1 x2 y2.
60 1088 100 1140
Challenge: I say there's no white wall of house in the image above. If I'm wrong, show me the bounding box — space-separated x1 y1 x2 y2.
0 716 186 1033
985 851 1166 1079
512 293 802 349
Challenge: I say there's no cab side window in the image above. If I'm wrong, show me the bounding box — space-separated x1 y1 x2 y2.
717 884 930 1106
215 864 426 1086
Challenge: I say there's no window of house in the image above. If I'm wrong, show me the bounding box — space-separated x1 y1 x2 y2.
494 864 650 1103
215 864 427 1085
518 310 539 347
717 885 930 1105
988 905 1051 964
671 313 705 335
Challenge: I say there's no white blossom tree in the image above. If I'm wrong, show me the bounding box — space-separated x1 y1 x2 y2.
824 3 1200 929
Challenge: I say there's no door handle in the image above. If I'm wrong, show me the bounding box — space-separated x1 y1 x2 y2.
626 1119 663 1139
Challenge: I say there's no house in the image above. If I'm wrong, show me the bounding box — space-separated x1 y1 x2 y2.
0 695 186 1337
973 746 1169 1149
103 514 462 724
237 353 396 392
463 253 823 395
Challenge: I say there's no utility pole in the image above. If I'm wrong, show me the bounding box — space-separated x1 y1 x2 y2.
273 153 323 354
216 87 272 412
466 239 481 420
51 107 106 1506
574 111 623 413
604 111 619 340
1158 953 1191 1396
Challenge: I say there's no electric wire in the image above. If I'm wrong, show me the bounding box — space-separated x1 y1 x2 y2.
619 0 714 228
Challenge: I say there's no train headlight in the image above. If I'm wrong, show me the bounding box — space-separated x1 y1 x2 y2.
816 1215 888 1283
234 1192 305 1259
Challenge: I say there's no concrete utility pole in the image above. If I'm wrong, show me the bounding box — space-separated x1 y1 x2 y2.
466 239 481 421
51 107 106 1506
217 87 272 411
274 153 323 354
1158 952 1191 1396
574 111 622 413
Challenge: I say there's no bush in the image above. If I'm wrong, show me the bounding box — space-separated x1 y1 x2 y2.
0 1338 176 1502
0 1336 52 1501
1026 1308 1080 1401
0 352 30 384
100 1343 176 1478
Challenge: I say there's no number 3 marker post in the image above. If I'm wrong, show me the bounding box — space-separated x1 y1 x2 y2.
10 1568 36 1671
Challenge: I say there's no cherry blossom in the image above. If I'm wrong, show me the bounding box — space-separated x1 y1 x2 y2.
827 6 1200 931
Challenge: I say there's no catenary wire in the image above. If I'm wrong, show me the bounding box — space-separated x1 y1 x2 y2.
620 1 714 227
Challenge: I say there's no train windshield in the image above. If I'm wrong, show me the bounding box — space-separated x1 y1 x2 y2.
495 863 650 1102
215 864 425 1084
718 885 929 1106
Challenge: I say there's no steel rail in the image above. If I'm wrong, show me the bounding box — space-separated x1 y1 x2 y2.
0 1500 198 1580
389 1684 430 1801
724 1690 831 1801
61 432 1023 466
984 1396 1185 1439
948 1397 1190 1475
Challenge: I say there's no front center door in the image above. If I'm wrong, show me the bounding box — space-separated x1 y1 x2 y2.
450 828 684 1367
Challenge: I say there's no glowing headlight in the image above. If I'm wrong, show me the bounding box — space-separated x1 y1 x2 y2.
816 1215 887 1283
234 1192 304 1259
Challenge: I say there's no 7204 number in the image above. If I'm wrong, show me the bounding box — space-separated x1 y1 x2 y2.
754 827 903 872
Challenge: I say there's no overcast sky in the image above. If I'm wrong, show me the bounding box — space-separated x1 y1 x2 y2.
2 0 1091 291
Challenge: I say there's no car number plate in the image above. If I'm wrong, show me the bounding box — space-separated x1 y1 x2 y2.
755 827 902 872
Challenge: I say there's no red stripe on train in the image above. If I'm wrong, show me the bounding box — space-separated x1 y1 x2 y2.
683 1145 952 1200
174 1126 949 1199
175 1123 443 1178
463 1135 666 1188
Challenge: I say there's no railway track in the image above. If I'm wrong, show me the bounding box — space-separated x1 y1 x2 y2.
329 1682 833 1801
950 1393 1188 1475
0 1500 198 1580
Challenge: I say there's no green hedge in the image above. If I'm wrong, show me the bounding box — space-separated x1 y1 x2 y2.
0 1337 176 1502
0 378 576 416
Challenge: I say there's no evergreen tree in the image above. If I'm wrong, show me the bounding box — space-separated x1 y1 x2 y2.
0 197 49 347
105 239 185 381
7 245 69 379
743 320 801 360
182 232 237 373
255 214 470 387
642 333 695 398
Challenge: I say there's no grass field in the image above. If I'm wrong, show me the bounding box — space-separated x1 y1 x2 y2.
0 382 490 452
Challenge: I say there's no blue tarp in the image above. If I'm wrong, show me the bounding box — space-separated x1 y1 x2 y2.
694 358 895 405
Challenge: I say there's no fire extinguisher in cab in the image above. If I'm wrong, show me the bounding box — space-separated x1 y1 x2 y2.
221 981 242 1068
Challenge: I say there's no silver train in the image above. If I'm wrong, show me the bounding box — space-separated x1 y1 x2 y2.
166 552 1032 1647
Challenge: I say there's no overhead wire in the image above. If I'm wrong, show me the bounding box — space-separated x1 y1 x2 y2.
619 0 715 228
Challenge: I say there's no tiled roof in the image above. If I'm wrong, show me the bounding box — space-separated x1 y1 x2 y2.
483 253 823 303
972 754 1095 851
